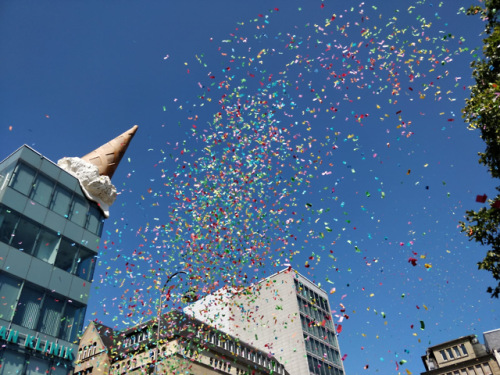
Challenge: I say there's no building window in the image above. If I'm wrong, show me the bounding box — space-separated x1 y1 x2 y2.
483 363 493 375
10 163 36 196
25 357 49 375
12 218 39 255
50 365 69 375
30 173 55 208
446 348 455 360
37 294 64 337
12 285 43 329
69 195 88 227
75 247 95 281
0 162 16 192
0 350 25 374
59 301 85 342
0 273 22 321
460 344 468 355
0 207 19 245
33 229 59 264
54 238 78 273
440 350 448 361
453 346 461 358
50 184 72 217
475 365 485 375
461 369 468 375
86 204 103 236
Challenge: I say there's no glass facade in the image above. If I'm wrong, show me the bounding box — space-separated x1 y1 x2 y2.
0 206 96 281
294 278 344 375
6 161 104 236
0 145 106 375
0 273 86 342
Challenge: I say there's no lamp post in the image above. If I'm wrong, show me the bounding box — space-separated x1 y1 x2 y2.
154 271 187 374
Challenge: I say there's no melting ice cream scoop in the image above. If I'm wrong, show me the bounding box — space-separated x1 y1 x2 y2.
57 125 139 218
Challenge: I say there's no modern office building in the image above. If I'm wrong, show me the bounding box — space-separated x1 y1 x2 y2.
184 268 346 375
73 310 290 375
421 328 500 375
0 125 138 375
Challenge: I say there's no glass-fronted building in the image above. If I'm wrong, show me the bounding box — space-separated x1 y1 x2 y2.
0 145 104 375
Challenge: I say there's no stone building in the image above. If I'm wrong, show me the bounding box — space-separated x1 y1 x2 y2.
73 311 289 375
184 268 345 375
421 329 500 375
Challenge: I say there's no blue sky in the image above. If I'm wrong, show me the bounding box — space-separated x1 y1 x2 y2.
1 0 499 374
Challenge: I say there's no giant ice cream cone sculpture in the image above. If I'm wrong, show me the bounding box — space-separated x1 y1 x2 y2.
81 124 139 179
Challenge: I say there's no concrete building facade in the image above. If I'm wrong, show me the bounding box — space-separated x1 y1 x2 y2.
184 269 345 375
421 329 500 375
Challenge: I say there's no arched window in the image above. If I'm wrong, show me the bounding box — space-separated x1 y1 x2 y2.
83 346 88 358
78 348 83 361
91 342 97 356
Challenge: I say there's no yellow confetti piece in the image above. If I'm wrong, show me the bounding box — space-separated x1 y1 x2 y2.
370 293 375 297
424 164 428 167
423 305 428 310
406 369 413 375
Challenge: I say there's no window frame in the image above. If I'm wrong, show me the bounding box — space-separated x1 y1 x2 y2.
12 216 41 255
446 347 455 360
9 162 37 196
29 172 56 208
50 183 74 218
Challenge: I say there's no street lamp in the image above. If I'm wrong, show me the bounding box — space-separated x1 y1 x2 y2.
154 271 187 374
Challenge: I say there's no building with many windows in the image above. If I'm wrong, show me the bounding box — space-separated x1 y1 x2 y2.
184 268 346 375
0 125 137 374
73 310 289 375
421 328 500 375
